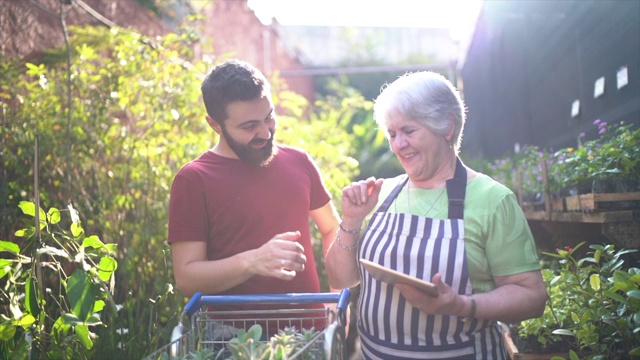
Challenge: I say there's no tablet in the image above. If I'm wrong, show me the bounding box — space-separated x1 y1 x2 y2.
360 258 438 297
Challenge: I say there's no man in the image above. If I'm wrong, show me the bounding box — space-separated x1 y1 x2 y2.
168 60 340 324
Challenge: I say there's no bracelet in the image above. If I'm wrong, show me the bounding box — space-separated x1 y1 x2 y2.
466 294 476 320
339 222 361 234
336 233 358 251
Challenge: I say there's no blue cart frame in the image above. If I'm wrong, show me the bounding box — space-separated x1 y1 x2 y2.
145 289 350 360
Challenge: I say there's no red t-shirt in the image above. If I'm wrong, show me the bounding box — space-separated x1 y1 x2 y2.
168 145 331 302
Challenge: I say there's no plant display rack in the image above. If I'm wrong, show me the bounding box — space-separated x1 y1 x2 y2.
517 161 640 249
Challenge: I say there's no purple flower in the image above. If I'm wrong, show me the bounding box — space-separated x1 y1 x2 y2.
599 128 606 135
579 132 586 138
593 119 601 125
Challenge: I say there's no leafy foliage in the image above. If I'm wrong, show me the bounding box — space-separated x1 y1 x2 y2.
482 120 640 197
518 242 640 359
1 22 365 358
548 120 640 194
0 201 117 358
224 324 321 360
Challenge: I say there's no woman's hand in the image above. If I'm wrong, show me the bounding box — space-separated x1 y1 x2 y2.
394 273 467 317
341 177 384 222
395 270 548 323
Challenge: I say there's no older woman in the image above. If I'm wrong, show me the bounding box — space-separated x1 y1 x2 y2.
325 72 547 359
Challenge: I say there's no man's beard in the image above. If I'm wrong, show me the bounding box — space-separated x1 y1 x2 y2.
221 126 276 166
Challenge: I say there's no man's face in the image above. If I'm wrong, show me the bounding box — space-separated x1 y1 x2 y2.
219 95 277 166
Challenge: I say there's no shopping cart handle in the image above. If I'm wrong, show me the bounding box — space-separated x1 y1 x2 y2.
337 289 350 312
184 292 203 316
183 290 351 316
198 292 343 306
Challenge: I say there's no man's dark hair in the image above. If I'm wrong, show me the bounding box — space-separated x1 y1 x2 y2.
201 59 269 123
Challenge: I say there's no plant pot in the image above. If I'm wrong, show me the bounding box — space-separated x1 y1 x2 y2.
502 324 570 360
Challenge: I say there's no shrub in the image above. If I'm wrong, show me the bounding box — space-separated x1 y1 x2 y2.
517 242 640 359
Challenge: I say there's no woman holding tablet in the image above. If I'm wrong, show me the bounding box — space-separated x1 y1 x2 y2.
325 71 547 359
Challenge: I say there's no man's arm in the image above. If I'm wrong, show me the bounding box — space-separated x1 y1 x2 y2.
171 231 306 297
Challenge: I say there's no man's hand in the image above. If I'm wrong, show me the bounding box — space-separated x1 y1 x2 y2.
250 231 306 280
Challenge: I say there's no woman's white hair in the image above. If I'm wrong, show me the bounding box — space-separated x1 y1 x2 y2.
373 71 467 154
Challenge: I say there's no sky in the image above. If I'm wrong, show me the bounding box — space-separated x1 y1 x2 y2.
247 0 484 41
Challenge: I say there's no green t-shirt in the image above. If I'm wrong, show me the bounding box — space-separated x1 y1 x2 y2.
371 173 541 293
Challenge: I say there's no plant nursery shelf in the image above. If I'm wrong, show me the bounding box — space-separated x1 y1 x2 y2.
563 191 640 212
522 192 640 250
524 209 639 223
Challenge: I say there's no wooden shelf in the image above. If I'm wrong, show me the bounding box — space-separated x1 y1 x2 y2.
521 192 640 249
524 210 639 223
564 192 640 211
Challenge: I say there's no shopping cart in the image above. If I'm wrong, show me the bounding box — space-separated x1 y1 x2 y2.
145 289 351 360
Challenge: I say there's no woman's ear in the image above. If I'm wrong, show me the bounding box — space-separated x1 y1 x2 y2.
206 115 222 134
445 116 455 141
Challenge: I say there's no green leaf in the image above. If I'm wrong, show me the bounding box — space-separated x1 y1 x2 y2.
62 313 83 326
52 316 71 340
25 62 45 76
0 323 16 341
83 314 102 326
589 274 601 291
14 228 34 238
66 269 97 321
16 314 35 328
18 201 36 216
628 290 640 300
25 277 40 318
552 329 575 336
75 324 94 349
0 259 12 279
92 300 105 313
569 350 579 360
81 235 105 249
18 201 46 229
71 222 83 238
47 207 61 224
97 256 117 282
0 240 20 254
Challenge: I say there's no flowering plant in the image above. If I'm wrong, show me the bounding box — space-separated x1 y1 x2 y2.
484 145 549 196
548 120 640 194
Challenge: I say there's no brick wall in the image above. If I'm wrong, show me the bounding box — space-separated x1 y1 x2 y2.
0 0 171 62
198 0 315 102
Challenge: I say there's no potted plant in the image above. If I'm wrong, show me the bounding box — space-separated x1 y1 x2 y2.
512 242 640 360
548 120 640 196
482 145 549 211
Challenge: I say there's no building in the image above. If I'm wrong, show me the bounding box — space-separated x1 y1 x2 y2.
460 0 640 160
195 0 315 101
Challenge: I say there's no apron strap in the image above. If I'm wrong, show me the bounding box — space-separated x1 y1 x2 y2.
376 176 408 213
446 157 467 219
375 157 467 219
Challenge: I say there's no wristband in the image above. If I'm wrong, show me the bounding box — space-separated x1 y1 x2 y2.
339 222 361 234
466 294 476 320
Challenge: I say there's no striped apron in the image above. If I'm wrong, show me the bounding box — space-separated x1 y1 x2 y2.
357 158 507 359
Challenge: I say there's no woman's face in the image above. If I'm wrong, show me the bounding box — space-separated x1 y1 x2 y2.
386 113 450 184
